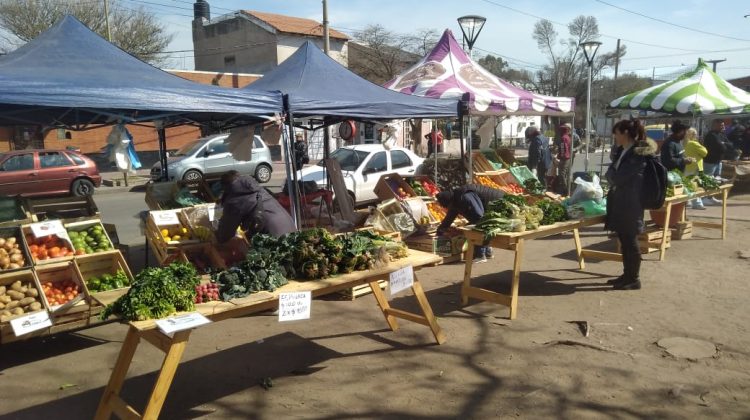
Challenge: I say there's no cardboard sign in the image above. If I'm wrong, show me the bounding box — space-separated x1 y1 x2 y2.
389 265 414 297
10 311 52 336
155 312 211 335
150 210 181 226
278 291 311 322
29 220 70 241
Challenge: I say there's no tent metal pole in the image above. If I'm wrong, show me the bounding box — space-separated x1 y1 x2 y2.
156 121 168 181
323 118 331 191
467 115 473 181
282 95 301 229
459 115 465 162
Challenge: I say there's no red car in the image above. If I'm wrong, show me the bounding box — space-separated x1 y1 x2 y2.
0 149 102 197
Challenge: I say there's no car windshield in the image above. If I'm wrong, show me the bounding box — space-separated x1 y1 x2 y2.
317 148 371 171
171 139 205 157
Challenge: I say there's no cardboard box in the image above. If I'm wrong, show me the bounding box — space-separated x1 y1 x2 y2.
406 233 465 257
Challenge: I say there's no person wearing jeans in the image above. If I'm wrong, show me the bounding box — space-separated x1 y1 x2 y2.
703 120 729 205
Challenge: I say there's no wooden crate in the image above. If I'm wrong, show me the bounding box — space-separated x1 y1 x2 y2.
0 196 33 228
669 184 685 197
402 175 440 197
338 280 387 300
0 269 47 344
74 251 133 306
175 243 227 275
27 195 99 222
21 223 75 266
469 151 498 174
0 226 33 273
145 180 216 211
35 261 90 321
147 210 199 253
670 221 693 240
64 218 116 255
374 173 417 201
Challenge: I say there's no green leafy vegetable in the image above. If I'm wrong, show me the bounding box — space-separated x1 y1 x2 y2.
523 178 546 195
535 199 568 225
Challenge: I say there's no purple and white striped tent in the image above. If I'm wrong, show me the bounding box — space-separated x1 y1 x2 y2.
384 29 575 116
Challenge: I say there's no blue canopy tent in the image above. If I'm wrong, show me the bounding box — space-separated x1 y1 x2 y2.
244 41 459 223
0 15 283 182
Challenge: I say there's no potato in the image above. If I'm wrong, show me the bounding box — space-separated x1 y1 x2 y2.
0 314 10 322
7 290 24 301
0 295 10 304
11 307 23 315
0 238 5 247
18 297 36 306
6 300 19 310
25 288 38 298
0 285 5 295
0 302 4 310
10 280 22 292
8 263 20 270
28 302 42 312
10 251 22 260
6 237 16 246
0 257 10 269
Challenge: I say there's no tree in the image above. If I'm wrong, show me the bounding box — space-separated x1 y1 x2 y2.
0 0 173 65
348 24 438 85
477 54 533 87
531 15 625 113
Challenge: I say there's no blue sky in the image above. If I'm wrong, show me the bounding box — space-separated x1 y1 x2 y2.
140 0 750 81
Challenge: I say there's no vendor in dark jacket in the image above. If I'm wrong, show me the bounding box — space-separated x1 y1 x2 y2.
436 184 504 263
526 128 552 185
605 119 658 291
660 120 694 172
215 171 296 243
703 119 730 177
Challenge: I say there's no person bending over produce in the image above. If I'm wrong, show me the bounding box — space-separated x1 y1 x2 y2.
436 184 504 263
605 119 658 290
216 171 296 243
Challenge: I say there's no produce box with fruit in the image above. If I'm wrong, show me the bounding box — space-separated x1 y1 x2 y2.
74 251 133 306
22 221 76 265
0 228 31 272
404 175 441 197
0 271 46 324
374 173 417 201
65 219 114 256
147 210 199 248
36 261 89 316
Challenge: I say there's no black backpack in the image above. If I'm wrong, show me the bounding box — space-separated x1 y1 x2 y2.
641 156 668 209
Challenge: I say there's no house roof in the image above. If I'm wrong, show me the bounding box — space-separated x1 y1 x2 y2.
241 10 349 40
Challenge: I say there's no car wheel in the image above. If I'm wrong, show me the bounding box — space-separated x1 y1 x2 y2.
71 179 95 197
183 169 203 183
254 164 272 183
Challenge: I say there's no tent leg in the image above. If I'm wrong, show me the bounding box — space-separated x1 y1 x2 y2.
283 95 302 229
459 116 465 162
157 123 168 182
323 119 331 191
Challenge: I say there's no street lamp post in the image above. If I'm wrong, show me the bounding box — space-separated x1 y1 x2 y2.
580 40 601 173
458 15 486 180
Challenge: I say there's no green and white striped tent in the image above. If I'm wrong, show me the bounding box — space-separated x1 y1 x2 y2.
609 59 750 116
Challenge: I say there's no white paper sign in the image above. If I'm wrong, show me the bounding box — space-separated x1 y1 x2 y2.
206 204 217 222
10 311 52 336
278 291 311 322
155 312 211 335
29 220 70 241
389 265 414 297
151 210 181 226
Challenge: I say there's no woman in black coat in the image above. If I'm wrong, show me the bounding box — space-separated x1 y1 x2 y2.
215 171 296 243
605 119 658 290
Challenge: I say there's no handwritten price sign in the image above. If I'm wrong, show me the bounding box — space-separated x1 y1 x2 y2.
389 265 414 297
278 291 311 322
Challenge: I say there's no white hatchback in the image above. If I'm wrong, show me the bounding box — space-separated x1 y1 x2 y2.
295 145 424 205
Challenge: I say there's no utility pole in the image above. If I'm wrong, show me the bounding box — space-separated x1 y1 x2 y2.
104 0 112 41
322 0 330 55
705 58 726 72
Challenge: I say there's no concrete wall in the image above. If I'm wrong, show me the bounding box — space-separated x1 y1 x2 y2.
193 17 278 74
277 35 347 66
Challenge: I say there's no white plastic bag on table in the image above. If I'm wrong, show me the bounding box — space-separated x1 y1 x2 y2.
569 175 603 205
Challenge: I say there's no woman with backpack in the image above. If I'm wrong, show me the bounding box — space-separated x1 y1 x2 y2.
605 119 659 290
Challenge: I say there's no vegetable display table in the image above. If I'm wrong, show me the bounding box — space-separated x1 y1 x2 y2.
579 184 732 263
94 250 445 420
460 217 604 320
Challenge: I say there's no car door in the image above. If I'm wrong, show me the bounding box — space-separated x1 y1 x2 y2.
390 150 417 177
356 151 388 202
201 138 235 177
0 153 38 195
234 136 262 176
38 151 77 195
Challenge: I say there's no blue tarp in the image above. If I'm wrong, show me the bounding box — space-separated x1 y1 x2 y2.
244 41 459 120
0 16 283 127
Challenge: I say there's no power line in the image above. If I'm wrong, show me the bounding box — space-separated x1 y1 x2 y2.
595 0 750 43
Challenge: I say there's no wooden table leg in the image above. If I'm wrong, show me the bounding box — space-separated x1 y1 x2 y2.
509 239 524 320
368 279 399 332
572 228 585 270
721 188 728 239
461 241 476 305
659 203 672 261
411 274 447 344
94 325 141 420
141 329 192 419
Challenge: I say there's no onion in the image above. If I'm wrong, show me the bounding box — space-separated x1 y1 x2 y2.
0 256 9 268
6 237 16 246
9 254 22 263
0 238 6 247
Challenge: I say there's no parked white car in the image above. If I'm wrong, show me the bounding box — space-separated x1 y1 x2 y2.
295 145 424 205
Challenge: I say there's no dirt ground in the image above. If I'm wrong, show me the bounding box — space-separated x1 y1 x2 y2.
1 195 749 420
